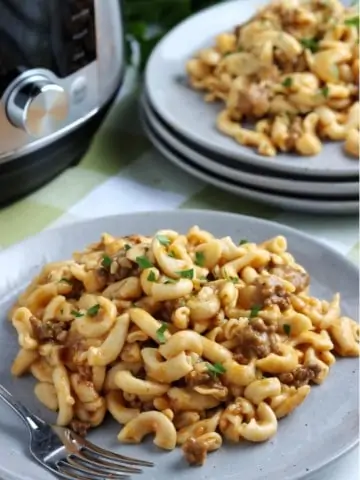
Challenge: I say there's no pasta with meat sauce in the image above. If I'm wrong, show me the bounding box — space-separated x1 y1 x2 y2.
9 227 359 466
186 0 359 158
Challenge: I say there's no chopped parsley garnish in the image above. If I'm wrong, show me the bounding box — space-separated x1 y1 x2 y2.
59 278 72 284
164 277 176 284
321 86 329 97
156 234 171 246
136 256 153 269
282 77 293 88
283 324 291 335
229 276 239 283
206 362 226 377
238 239 248 245
147 271 156 282
168 251 176 258
156 323 168 343
195 251 205 267
344 16 359 28
224 47 242 57
249 304 262 318
87 304 100 317
176 268 194 279
71 310 84 318
300 38 319 52
124 244 131 251
101 254 112 269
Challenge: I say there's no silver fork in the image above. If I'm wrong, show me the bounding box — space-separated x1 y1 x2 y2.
0 384 154 480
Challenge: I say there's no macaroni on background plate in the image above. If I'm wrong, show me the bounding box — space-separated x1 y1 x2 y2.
9 227 359 466
186 0 359 158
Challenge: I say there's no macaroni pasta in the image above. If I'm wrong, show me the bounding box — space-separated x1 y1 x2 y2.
9 226 359 465
186 0 359 158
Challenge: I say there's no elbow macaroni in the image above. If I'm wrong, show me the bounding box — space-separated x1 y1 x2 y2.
9 226 359 465
186 0 359 158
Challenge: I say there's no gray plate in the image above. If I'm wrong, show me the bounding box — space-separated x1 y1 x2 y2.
145 0 358 179
0 211 358 480
141 93 359 198
141 111 359 214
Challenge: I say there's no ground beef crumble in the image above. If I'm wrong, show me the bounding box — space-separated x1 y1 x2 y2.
64 278 84 300
70 419 91 437
279 364 321 388
185 370 224 390
30 316 69 343
182 437 207 466
233 318 280 360
254 276 291 311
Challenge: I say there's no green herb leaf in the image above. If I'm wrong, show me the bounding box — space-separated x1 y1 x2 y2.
87 304 100 317
300 38 319 52
156 234 171 246
283 324 291 335
249 304 262 318
71 310 84 318
344 16 359 28
229 276 239 283
101 254 112 269
321 85 329 97
59 278 72 284
224 46 242 57
136 256 153 269
195 251 205 267
238 239 248 245
147 271 156 282
168 251 176 258
206 362 226 377
176 268 194 279
164 277 176 284
156 323 168 344
282 77 293 87
124 244 131 251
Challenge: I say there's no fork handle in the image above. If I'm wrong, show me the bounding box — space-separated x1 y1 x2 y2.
0 384 44 431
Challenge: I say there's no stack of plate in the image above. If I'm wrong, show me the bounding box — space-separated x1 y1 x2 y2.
142 0 359 215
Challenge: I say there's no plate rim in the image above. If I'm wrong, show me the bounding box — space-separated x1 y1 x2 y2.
145 0 359 179
141 110 359 214
140 93 359 198
1 209 358 268
0 209 358 480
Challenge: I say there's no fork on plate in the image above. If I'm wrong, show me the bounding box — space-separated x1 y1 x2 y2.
0 384 154 480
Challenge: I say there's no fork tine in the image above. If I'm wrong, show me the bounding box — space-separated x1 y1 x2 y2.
54 466 96 480
80 439 154 467
58 459 130 480
68 452 142 475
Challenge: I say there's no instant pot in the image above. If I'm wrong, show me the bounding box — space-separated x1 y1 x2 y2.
0 0 125 205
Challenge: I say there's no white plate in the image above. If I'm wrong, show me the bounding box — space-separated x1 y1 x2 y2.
141 94 359 198
0 211 358 480
145 0 359 179
142 112 359 215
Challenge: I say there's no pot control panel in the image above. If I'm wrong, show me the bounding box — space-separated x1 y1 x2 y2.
0 0 124 160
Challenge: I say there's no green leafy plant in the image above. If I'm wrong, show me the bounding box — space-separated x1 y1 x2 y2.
124 0 224 68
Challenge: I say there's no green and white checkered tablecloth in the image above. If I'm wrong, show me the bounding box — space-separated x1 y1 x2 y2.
0 67 359 261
